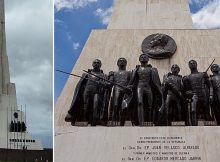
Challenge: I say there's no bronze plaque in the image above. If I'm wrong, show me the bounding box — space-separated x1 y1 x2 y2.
142 33 177 59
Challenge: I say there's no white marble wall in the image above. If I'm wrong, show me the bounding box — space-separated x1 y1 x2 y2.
108 0 193 29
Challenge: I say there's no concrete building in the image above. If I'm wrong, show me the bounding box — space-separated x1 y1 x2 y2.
0 0 42 150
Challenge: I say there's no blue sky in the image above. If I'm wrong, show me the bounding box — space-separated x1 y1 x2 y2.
54 0 220 102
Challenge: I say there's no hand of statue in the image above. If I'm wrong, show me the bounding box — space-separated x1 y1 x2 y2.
97 81 106 87
178 92 184 100
203 72 209 79
210 95 214 103
104 82 112 88
186 91 193 99
127 85 133 89
125 85 133 94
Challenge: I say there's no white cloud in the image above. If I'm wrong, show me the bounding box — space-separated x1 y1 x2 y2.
5 0 53 148
189 0 210 6
94 7 113 25
55 0 99 12
192 0 220 28
55 18 64 24
67 32 72 40
65 33 80 51
73 42 80 50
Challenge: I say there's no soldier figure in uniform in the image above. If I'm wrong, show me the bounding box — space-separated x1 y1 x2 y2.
65 59 109 126
126 54 162 126
183 60 211 126
162 64 185 126
210 64 220 125
108 58 131 125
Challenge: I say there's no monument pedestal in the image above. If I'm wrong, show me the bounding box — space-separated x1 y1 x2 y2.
55 126 220 162
198 121 217 126
172 121 185 126
75 122 89 127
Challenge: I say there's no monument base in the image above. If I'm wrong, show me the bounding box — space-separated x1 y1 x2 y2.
75 122 88 127
55 126 220 162
107 121 121 127
171 121 185 126
124 121 133 127
198 120 217 126
141 122 154 126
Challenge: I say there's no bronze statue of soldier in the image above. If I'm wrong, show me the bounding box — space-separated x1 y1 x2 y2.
162 64 185 126
210 64 220 125
124 54 162 126
65 59 109 126
108 58 131 126
183 60 211 126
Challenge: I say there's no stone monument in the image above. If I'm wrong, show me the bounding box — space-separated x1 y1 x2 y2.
0 0 43 150
55 0 220 161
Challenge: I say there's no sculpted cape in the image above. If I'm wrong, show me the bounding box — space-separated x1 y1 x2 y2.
67 70 110 125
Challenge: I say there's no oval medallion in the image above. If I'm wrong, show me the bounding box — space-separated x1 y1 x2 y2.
141 33 177 59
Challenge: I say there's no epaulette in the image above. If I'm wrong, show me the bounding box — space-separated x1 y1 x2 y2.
152 67 158 72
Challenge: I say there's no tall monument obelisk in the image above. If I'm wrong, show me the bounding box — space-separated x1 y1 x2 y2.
0 0 17 113
0 0 43 150
55 0 220 161
0 0 10 95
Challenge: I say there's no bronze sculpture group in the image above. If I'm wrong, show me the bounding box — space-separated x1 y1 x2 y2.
64 54 220 127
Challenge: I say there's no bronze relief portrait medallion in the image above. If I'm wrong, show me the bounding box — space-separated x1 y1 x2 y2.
141 33 177 59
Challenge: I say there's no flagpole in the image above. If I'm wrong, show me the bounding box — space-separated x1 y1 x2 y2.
21 105 23 149
6 107 8 149
24 104 26 149
13 107 15 149
16 107 18 149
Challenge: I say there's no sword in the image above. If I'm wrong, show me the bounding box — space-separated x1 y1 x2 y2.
56 69 99 84
205 59 215 73
198 59 216 82
83 70 132 92
56 70 83 78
